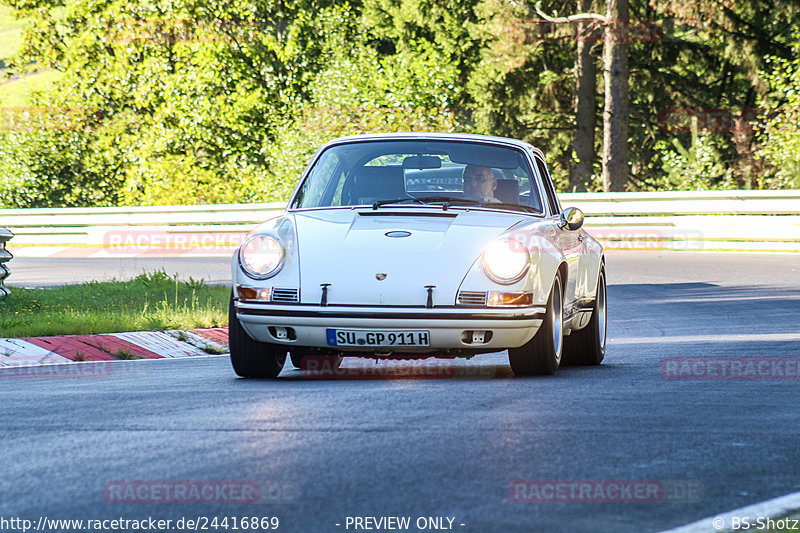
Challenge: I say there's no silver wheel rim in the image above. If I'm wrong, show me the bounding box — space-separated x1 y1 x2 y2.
597 272 607 350
552 281 563 364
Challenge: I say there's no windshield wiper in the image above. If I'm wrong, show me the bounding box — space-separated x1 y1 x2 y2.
372 197 427 209
416 196 482 206
372 196 479 210
371 196 538 213
416 197 537 212
409 196 482 211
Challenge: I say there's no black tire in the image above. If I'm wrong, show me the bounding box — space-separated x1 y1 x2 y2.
289 348 343 371
228 294 287 378
508 273 564 376
562 266 607 366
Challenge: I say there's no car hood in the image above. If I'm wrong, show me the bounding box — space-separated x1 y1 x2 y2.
291 208 529 306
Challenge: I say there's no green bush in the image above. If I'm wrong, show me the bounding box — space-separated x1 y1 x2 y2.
756 54 800 189
652 122 737 191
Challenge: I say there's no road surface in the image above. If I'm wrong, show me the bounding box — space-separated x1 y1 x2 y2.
1 251 799 532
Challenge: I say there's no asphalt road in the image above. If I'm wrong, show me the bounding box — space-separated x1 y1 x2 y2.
6 251 800 288
1 252 799 532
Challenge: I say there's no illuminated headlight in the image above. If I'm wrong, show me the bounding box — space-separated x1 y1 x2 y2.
239 234 285 279
482 239 530 284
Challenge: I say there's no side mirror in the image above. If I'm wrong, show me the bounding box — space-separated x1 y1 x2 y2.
559 207 584 231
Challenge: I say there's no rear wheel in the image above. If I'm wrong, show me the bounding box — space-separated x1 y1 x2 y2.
562 266 606 366
228 295 287 378
290 348 343 371
508 274 563 376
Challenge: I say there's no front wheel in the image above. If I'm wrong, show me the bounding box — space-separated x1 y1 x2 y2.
562 265 606 366
229 295 287 378
508 273 563 376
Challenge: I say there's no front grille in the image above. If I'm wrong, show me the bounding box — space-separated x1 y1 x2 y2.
457 291 487 306
272 288 299 303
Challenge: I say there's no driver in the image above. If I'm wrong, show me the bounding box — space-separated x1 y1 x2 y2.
463 165 501 203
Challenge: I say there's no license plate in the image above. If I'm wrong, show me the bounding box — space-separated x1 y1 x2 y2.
326 329 430 347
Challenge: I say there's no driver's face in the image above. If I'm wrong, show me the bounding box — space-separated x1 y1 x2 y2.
464 167 496 198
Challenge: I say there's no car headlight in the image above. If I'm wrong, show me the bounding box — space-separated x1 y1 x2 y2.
482 239 530 284
239 234 285 279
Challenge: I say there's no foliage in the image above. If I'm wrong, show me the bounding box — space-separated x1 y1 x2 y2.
1 0 339 206
0 3 24 70
269 6 468 186
0 270 228 337
0 108 121 207
0 0 799 205
651 120 735 190
756 51 800 189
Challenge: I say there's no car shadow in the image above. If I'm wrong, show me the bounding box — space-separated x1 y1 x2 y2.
233 281 799 382
608 281 800 340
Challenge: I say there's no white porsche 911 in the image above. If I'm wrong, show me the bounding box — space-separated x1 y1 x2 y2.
229 133 606 378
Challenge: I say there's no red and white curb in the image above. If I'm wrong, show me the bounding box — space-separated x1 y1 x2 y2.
660 491 800 532
0 328 229 367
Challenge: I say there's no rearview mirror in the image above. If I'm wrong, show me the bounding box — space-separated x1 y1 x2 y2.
559 207 584 231
402 155 442 169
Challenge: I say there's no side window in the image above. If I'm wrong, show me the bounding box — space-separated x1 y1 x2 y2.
535 157 560 215
294 152 344 207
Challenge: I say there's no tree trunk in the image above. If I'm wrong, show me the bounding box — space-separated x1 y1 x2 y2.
601 0 629 192
569 0 598 192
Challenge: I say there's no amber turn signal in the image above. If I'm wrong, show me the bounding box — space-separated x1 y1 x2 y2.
487 291 533 307
236 285 272 302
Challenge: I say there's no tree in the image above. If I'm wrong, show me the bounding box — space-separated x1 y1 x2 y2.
536 1 630 192
601 0 629 191
0 0 342 206
570 0 598 191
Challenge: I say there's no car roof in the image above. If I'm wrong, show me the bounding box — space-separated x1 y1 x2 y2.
323 132 545 160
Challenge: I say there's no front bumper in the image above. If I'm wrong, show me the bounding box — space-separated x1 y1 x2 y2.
236 302 546 353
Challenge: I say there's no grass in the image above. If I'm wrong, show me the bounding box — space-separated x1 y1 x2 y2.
0 5 24 69
0 69 64 106
199 343 228 355
1 5 66 107
0 270 229 338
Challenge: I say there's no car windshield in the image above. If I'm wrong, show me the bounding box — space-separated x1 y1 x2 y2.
290 139 544 213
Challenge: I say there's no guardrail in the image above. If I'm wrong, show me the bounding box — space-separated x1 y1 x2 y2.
1 228 13 299
561 190 800 252
0 191 798 254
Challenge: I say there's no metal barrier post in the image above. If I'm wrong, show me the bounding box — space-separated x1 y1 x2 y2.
1 228 13 300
